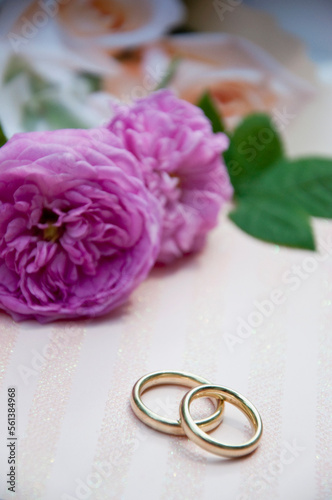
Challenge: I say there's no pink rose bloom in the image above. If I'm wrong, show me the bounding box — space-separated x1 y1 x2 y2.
0 129 161 323
107 90 232 263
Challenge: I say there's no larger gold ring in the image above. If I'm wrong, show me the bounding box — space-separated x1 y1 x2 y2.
180 384 263 457
131 371 224 436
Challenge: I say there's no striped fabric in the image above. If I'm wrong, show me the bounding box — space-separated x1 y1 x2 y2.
0 212 331 500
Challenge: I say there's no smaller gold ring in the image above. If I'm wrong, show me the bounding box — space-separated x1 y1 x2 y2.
131 371 224 436
180 385 263 457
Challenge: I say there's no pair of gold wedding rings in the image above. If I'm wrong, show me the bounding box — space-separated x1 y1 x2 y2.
130 370 263 458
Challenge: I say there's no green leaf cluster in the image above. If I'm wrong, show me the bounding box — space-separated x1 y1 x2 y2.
198 91 332 251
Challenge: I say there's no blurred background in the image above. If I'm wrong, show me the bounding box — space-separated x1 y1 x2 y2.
0 0 331 139
242 0 332 63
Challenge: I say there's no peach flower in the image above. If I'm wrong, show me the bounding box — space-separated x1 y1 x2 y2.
102 33 313 128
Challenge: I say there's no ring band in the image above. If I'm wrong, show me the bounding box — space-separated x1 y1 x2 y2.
179 384 263 457
131 371 225 436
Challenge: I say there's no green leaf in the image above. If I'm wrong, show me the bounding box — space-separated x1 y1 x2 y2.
22 98 88 131
4 55 50 93
4 55 30 83
224 113 284 195
197 91 225 133
246 157 332 218
229 193 315 250
79 72 102 93
155 57 180 90
0 122 8 147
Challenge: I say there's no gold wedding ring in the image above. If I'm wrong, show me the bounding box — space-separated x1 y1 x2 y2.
130 371 224 436
180 384 263 458
131 371 263 458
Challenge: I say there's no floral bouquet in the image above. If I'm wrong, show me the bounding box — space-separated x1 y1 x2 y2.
0 0 331 324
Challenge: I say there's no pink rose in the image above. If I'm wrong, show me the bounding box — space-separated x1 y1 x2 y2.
107 90 232 263
0 128 160 323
